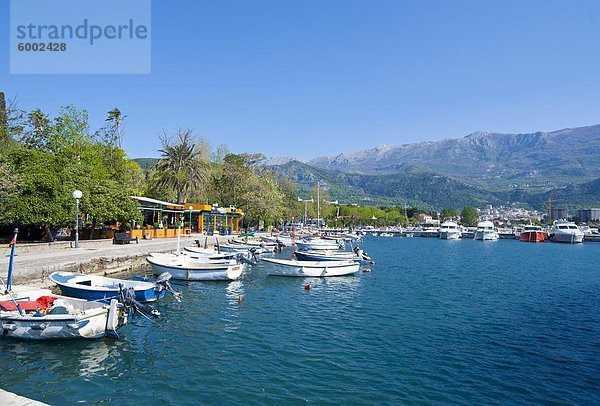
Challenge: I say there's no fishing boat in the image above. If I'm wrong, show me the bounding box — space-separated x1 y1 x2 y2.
294 238 343 251
146 255 243 281
294 245 371 262
1 229 128 340
519 225 547 242
261 258 359 277
48 271 175 303
184 245 237 260
474 221 499 241
549 221 584 243
216 243 273 254
439 221 461 240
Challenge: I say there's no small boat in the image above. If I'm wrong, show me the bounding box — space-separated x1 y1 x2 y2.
150 252 238 265
261 258 359 277
294 239 343 251
146 255 243 281
294 250 360 262
216 243 274 254
379 232 394 237
184 245 237 260
519 225 547 242
439 221 461 240
49 271 173 303
1 229 128 340
549 221 584 243
474 221 499 241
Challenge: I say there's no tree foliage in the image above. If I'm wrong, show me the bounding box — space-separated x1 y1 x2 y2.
460 206 479 226
0 105 142 240
153 129 210 204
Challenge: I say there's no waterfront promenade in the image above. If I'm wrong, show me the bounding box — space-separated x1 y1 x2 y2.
0 234 231 286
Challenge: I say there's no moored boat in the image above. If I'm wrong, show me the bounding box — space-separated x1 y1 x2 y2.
49 271 173 303
474 221 499 241
1 229 128 340
549 221 584 243
519 225 547 242
261 258 359 277
439 221 461 240
147 255 243 281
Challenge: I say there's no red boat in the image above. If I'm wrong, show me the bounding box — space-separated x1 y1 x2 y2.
519 225 547 242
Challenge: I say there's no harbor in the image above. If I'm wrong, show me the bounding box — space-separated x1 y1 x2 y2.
1 236 599 404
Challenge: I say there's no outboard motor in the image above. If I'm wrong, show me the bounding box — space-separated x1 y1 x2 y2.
156 272 182 302
237 252 257 266
119 285 161 317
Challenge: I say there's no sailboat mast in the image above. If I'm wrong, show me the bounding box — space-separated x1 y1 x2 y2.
317 180 320 229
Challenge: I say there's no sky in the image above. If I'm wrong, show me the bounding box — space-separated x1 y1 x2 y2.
2 0 600 160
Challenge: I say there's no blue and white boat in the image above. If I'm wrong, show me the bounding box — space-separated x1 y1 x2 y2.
49 271 168 303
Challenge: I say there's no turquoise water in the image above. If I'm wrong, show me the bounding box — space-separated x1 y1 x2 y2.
1 238 600 404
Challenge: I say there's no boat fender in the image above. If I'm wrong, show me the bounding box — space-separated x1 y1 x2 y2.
304 284 311 290
363 268 371 273
2 323 17 331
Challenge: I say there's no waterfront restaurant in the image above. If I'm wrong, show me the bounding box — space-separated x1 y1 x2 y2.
130 196 244 237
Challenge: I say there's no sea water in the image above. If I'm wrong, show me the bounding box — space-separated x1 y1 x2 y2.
1 237 599 404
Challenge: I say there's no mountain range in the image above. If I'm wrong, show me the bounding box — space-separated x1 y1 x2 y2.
266 124 600 210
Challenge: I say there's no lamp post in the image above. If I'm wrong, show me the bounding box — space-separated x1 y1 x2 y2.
211 203 218 235
297 197 314 228
188 206 193 236
72 190 83 248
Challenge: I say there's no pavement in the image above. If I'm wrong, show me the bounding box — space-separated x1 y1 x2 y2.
0 389 47 405
0 234 232 286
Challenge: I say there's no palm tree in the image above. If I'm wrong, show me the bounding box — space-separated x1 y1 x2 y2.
105 108 127 147
154 129 210 203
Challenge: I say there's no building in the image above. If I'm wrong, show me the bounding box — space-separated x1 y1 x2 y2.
551 208 569 221
577 208 600 223
131 196 244 237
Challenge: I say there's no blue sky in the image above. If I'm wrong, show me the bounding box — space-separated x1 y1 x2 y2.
3 0 600 160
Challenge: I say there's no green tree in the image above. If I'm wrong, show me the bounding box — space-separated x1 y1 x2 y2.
460 206 479 226
154 129 210 204
105 108 127 148
441 208 458 220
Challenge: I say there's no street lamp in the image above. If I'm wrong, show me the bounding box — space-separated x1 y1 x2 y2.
72 190 83 248
297 197 314 227
188 206 193 236
211 203 218 235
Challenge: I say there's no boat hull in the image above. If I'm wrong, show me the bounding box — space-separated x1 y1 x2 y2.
49 272 166 303
147 257 243 281
474 231 499 240
549 233 584 243
519 231 547 242
262 258 359 277
0 299 125 340
439 231 461 240
294 251 361 262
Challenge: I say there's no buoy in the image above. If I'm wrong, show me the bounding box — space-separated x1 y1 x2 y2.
304 284 311 290
363 268 371 273
370 261 375 265
237 295 243 303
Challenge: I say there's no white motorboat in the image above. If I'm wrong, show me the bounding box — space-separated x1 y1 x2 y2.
150 252 237 265
1 229 128 340
294 238 343 251
261 258 359 277
184 245 238 260
549 221 584 243
474 221 499 241
216 243 274 254
439 221 461 240
146 255 243 281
